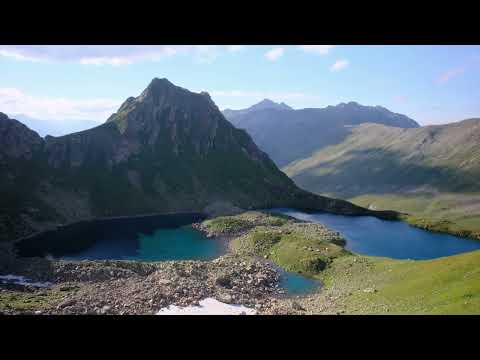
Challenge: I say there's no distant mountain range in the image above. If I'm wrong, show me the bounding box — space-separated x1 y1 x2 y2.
223 100 419 167
223 99 292 119
1 79 388 242
9 114 99 137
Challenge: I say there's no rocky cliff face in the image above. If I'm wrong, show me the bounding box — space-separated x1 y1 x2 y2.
0 113 43 160
0 79 395 242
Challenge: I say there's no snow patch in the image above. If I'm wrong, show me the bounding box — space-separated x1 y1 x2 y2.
156 298 257 315
0 274 53 288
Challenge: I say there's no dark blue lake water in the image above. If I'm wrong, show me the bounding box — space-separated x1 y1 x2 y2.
16 213 221 261
270 208 480 260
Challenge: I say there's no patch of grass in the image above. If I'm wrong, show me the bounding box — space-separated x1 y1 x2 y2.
402 214 480 240
232 228 282 256
203 217 253 234
231 220 349 277
0 287 71 312
202 211 291 236
269 233 348 276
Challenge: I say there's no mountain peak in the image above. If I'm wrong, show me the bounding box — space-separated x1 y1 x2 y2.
148 77 174 87
139 77 185 100
249 99 292 112
259 98 276 105
337 101 361 108
107 78 221 129
148 77 179 91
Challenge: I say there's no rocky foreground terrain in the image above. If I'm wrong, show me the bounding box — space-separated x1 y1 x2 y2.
0 255 285 315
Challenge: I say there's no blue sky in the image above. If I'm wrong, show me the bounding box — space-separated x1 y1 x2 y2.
0 45 479 126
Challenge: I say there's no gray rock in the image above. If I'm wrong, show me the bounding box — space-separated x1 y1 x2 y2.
57 298 77 309
215 275 232 288
217 293 233 304
292 302 306 311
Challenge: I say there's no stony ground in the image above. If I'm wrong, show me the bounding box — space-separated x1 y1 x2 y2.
0 254 286 315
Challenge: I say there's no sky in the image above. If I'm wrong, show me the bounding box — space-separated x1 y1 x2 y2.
0 45 479 127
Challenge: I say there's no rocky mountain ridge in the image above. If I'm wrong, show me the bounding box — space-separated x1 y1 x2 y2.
0 79 397 243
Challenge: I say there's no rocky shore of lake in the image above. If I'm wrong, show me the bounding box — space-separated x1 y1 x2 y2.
0 254 288 315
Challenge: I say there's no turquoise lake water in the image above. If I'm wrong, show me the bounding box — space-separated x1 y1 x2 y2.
280 271 321 295
62 225 220 261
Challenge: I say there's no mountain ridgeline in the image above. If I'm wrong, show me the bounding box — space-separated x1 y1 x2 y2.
223 99 292 119
223 100 419 167
284 120 480 197
0 78 395 242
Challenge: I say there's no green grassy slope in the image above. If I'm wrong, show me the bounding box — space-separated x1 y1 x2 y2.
314 250 480 314
285 120 480 196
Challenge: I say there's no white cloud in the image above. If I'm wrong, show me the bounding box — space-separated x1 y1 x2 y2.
79 57 134 66
435 56 480 85
0 45 242 65
227 45 245 52
0 49 47 62
298 45 335 55
437 66 466 84
0 87 121 121
265 48 284 61
330 59 349 72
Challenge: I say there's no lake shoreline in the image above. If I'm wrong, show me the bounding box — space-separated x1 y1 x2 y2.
402 214 480 241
